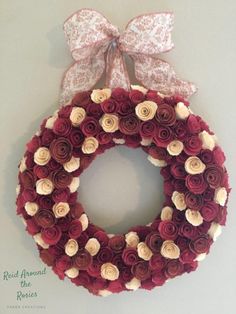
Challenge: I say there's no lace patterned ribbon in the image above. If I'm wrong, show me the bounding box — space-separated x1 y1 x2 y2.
60 9 197 105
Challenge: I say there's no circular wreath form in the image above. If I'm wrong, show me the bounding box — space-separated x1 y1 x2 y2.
16 86 230 296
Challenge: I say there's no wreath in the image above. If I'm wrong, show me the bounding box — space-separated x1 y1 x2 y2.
16 9 230 296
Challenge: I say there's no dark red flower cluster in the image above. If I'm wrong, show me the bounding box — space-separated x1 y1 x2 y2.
16 87 230 296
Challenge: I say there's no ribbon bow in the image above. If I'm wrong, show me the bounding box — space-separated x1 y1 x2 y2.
60 9 196 104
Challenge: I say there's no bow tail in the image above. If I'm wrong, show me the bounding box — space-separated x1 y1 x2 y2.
132 55 197 99
60 55 105 105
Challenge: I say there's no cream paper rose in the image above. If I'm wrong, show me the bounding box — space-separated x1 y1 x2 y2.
82 137 99 154
125 231 139 248
175 102 190 119
36 178 54 195
195 253 207 262
25 202 39 216
125 277 141 290
185 209 203 226
65 239 79 256
113 138 125 144
63 156 80 172
131 85 148 94
167 140 184 156
16 184 20 196
161 206 173 221
137 242 153 261
140 138 152 146
65 267 79 279
101 263 119 281
85 238 101 256
214 187 227 206
79 214 89 231
69 107 86 126
34 147 51 166
98 289 112 297
184 156 206 174
100 113 119 133
160 240 180 259
199 130 216 151
33 233 49 249
53 202 70 218
207 222 222 241
135 101 157 121
19 157 27 173
69 177 80 193
147 155 167 167
91 88 111 104
45 115 57 129
171 191 186 210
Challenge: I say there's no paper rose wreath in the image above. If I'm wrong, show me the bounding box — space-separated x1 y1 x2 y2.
16 9 230 296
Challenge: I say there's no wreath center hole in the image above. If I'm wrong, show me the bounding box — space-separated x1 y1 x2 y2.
79 145 164 234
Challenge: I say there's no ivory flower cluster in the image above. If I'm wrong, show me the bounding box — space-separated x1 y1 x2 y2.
16 86 230 296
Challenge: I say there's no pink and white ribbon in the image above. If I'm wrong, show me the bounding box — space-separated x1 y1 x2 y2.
60 9 196 105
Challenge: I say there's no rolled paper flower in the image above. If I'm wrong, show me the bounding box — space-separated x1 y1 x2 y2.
185 209 203 226
125 231 139 248
19 157 27 173
100 113 119 133
131 85 148 94
91 88 111 104
53 202 70 218
36 178 54 195
207 222 222 241
24 202 39 216
155 104 176 126
49 137 72 164
79 213 89 231
137 242 153 261
33 233 49 249
85 238 101 256
100 262 119 281
65 267 79 279
171 191 186 210
50 169 72 189
125 277 141 290
45 116 57 129
53 118 72 136
82 137 99 154
65 239 79 257
69 107 86 126
147 155 167 167
35 209 56 228
119 114 140 135
184 156 206 174
69 177 80 193
214 187 227 206
167 140 184 156
34 147 51 165
63 156 80 173
199 131 216 151
135 101 157 121
160 240 180 259
175 102 190 119
41 226 62 245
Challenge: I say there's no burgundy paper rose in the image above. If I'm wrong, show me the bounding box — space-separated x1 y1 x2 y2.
155 104 176 126
185 174 208 194
75 250 92 270
145 232 162 253
33 165 49 179
201 202 219 222
158 221 178 240
179 222 198 239
52 188 70 203
122 247 139 266
19 170 36 189
200 149 213 164
67 219 82 239
151 271 166 286
71 91 91 107
154 126 174 147
41 226 62 245
186 115 201 134
101 99 119 113
26 218 40 235
180 249 196 264
184 135 202 155
50 137 72 164
112 88 129 101
35 209 56 228
69 128 84 147
119 114 140 135
173 120 188 141
165 260 184 278
96 247 114 263
56 255 72 271
50 169 72 189
213 146 226 166
40 249 55 266
132 261 151 281
139 120 156 138
41 129 55 146
86 102 103 118
118 100 134 116
96 131 113 145
189 235 211 254
80 117 100 137
204 164 223 188
53 118 71 136
108 235 126 252
26 135 41 153
149 254 166 271
185 192 203 210
171 163 187 179
129 90 145 104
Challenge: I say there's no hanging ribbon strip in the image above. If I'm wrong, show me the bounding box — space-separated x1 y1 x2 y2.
60 9 197 105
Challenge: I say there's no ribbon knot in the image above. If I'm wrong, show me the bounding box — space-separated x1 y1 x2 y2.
60 9 196 105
